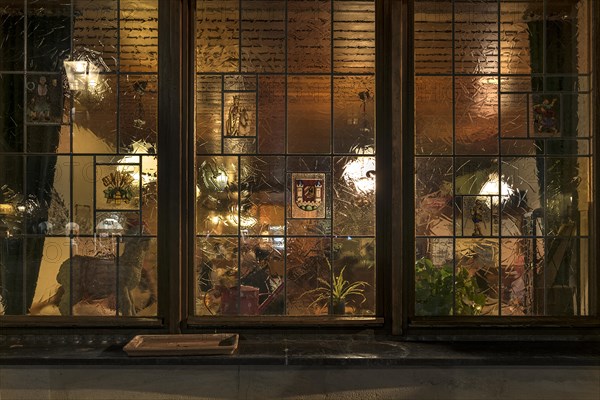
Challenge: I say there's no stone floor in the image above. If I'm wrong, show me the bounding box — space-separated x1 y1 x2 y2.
2 335 599 399
1 365 599 399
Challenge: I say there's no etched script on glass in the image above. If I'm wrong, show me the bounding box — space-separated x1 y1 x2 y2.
454 1 499 75
120 0 158 72
414 0 452 74
333 0 375 73
500 1 539 74
287 0 331 73
197 0 239 73
73 0 118 71
241 1 285 73
196 75 222 154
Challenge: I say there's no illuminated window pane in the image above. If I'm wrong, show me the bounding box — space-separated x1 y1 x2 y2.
414 0 594 317
0 1 159 317
195 0 377 317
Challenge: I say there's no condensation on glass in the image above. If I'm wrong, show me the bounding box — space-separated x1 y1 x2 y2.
0 0 159 317
414 0 594 316
195 0 376 317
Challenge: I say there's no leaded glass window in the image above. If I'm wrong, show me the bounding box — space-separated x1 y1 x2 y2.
414 0 594 316
0 0 159 317
194 0 377 317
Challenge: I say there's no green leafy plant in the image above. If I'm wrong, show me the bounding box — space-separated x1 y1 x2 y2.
301 260 369 315
415 257 485 316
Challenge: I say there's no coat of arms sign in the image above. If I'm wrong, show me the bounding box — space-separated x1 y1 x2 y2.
291 173 326 219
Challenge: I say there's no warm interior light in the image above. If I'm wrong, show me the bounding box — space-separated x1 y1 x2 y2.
226 214 258 228
64 60 88 90
73 61 87 73
95 217 123 233
199 161 230 192
87 63 99 89
0 204 15 215
480 77 508 86
478 173 515 207
117 141 157 186
214 171 229 191
342 146 376 195
64 60 101 91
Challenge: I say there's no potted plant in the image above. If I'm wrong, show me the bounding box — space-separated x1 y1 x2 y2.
415 257 485 316
302 260 370 315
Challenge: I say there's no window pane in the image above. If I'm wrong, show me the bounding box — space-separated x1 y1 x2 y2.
27 0 71 72
415 76 453 155
0 74 25 153
333 75 375 153
454 0 499 75
0 1 25 71
195 237 239 316
119 0 158 72
414 0 594 317
333 237 375 315
287 0 332 73
257 76 286 154
414 1 452 74
195 0 376 317
241 1 286 73
455 76 498 155
333 1 375 74
287 75 331 154
73 0 118 71
0 1 159 317
196 0 239 73
73 74 117 153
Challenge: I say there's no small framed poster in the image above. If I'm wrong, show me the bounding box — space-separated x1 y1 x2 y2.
532 94 560 136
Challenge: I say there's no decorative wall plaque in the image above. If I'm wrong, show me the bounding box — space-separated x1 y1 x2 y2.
96 164 140 210
291 173 326 219
102 171 135 205
532 95 560 136
27 75 63 123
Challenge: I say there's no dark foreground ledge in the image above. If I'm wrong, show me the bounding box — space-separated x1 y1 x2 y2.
1 333 599 367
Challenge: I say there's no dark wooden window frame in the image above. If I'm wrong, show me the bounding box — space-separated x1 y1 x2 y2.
390 0 600 338
184 0 385 330
1 0 598 339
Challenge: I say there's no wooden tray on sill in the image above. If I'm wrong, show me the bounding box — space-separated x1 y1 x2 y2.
123 333 239 357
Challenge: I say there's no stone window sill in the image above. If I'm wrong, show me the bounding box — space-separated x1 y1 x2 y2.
1 333 598 366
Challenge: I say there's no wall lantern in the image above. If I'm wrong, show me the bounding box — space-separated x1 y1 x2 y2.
213 170 229 191
342 145 376 196
478 173 515 208
63 60 99 91
117 141 158 187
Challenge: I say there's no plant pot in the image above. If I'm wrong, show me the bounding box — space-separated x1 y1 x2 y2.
331 300 346 315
